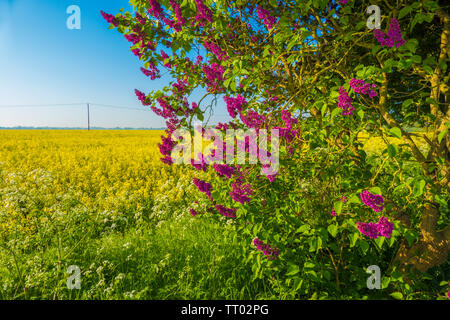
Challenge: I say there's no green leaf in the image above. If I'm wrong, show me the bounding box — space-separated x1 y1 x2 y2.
402 99 414 108
389 127 402 139
404 229 418 246
321 103 328 117
398 6 412 19
349 232 359 247
331 107 341 119
347 194 361 204
374 236 385 250
333 201 343 215
269 0 278 7
293 278 303 291
413 179 426 197
296 224 310 234
327 224 338 238
387 144 398 158
390 292 404 300
359 240 370 254
286 263 300 276
369 186 382 195
438 129 448 144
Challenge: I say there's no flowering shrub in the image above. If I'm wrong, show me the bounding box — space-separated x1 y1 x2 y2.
104 0 449 299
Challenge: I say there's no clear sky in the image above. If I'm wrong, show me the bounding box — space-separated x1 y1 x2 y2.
0 0 229 128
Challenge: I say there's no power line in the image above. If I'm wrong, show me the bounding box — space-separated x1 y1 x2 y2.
90 103 152 112
0 103 85 108
0 102 152 112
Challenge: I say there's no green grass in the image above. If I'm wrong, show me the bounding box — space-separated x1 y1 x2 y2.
0 215 274 300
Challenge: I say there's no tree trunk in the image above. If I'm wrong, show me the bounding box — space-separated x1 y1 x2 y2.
394 202 450 273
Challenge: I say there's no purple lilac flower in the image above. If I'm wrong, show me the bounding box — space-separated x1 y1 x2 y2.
215 204 237 218
190 208 198 216
169 0 186 26
194 0 213 26
357 216 394 239
229 180 253 204
191 153 208 171
256 6 277 30
213 164 235 179
202 63 225 93
356 222 379 239
223 95 247 118
193 178 213 200
253 238 279 260
331 209 337 217
147 0 165 20
100 10 119 26
135 89 150 106
373 18 405 48
240 110 266 130
135 12 146 24
160 50 172 68
349 78 378 98
376 216 394 238
140 65 161 80
158 131 177 165
204 40 228 61
338 86 355 116
360 190 384 212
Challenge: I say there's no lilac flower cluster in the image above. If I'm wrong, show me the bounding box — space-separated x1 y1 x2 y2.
204 40 228 61
135 89 150 106
215 204 237 218
202 63 225 93
172 78 188 97
224 95 247 118
191 153 208 171
100 10 119 26
169 0 186 26
215 122 237 131
140 65 160 80
193 178 213 200
213 164 235 179
349 79 378 98
240 110 266 130
135 12 146 24
275 110 299 146
147 0 165 20
229 179 253 204
194 0 213 26
338 86 355 116
160 50 172 68
360 190 384 212
151 97 176 120
261 164 278 182
253 238 279 260
357 216 394 239
190 208 198 216
256 6 277 30
373 18 405 48
158 133 177 165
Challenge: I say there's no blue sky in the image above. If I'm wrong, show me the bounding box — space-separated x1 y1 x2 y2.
0 0 229 128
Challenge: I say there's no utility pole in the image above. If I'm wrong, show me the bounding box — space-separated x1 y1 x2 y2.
87 103 90 131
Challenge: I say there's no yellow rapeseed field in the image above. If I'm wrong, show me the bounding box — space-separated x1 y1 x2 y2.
0 130 200 238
